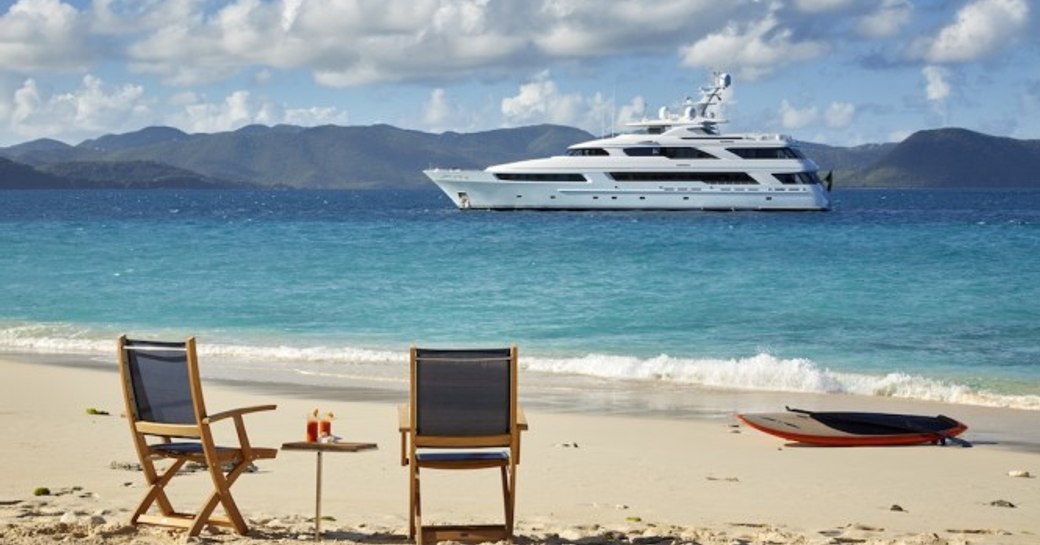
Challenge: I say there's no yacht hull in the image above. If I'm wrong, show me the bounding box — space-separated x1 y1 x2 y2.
424 169 831 211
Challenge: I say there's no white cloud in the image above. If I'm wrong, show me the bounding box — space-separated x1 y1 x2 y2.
127 1 289 85
415 87 496 133
501 71 580 125
2 75 154 143
888 129 914 143
422 89 453 128
166 90 348 133
90 0 200 34
857 0 912 39
115 1 742 88
922 65 950 103
793 0 853 13
125 0 530 87
918 0 1029 63
11 79 42 126
283 106 348 127
500 71 613 133
825 102 856 128
280 0 304 32
167 91 199 107
253 69 273 85
0 88 9 126
679 13 826 81
615 96 647 127
533 1 742 57
312 0 530 87
922 65 952 122
779 100 818 130
174 91 268 133
0 0 94 72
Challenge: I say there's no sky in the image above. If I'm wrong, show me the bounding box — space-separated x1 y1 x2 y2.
0 0 1038 147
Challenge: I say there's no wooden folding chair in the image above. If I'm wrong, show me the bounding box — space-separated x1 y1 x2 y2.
398 345 528 544
117 336 277 538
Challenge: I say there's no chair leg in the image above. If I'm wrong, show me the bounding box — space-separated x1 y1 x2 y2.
499 466 510 533
188 458 251 536
408 464 416 540
220 460 252 534
506 463 517 538
132 458 187 524
412 465 422 545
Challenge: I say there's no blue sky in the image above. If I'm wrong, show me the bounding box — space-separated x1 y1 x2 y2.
0 0 1037 147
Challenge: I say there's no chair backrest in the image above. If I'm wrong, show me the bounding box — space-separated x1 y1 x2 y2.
412 346 516 441
118 337 203 425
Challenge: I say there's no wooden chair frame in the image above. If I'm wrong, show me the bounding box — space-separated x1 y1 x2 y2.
117 336 277 538
398 345 527 544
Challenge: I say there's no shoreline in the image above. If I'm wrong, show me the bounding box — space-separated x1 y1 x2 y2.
9 349 1040 452
3 353 1040 545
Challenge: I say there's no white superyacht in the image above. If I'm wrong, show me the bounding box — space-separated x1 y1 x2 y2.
424 73 831 211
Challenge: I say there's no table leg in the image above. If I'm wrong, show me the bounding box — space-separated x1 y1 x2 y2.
315 450 323 541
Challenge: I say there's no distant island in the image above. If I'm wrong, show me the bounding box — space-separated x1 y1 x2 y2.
2 124 1038 190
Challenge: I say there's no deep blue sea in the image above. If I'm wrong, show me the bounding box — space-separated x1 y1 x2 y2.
1 189 1038 411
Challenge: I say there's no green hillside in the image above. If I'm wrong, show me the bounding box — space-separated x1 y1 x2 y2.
38 160 247 189
855 128 1040 188
3 124 1040 189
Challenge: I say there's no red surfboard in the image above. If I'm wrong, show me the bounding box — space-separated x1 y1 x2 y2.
737 407 969 447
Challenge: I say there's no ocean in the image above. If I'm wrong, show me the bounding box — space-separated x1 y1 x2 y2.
1 188 1038 414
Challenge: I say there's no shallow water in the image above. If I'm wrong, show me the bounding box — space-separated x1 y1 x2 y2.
1 188 1038 411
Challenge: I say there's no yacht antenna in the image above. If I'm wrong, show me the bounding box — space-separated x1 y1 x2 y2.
611 84 616 137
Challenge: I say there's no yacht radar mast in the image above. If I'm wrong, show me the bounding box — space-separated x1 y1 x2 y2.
629 71 731 135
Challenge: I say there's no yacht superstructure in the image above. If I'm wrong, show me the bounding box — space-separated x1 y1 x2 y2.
424 74 831 211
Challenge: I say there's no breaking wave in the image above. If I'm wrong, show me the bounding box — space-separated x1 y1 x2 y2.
523 352 1040 411
2 322 1037 411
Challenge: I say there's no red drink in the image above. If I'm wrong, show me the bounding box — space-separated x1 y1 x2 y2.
319 419 332 439
306 418 319 442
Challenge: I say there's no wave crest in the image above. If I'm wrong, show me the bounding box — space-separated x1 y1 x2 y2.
1 323 1037 411
526 352 1040 411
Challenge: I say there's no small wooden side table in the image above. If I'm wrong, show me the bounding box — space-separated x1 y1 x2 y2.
281 441 378 541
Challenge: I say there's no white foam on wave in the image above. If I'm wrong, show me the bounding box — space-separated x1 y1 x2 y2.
0 323 112 354
196 342 401 366
2 323 1037 410
525 352 1040 411
0 323 402 365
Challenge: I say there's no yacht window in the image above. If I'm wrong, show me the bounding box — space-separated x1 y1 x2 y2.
773 172 822 185
728 147 803 159
622 147 717 159
661 147 718 159
566 148 610 156
494 173 587 182
609 172 757 184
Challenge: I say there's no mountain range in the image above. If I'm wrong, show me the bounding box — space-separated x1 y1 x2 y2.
1 124 1038 190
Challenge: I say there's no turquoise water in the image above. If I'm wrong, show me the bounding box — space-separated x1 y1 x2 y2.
1 189 1038 409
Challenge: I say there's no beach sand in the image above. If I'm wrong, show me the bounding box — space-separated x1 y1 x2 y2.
1 355 1038 544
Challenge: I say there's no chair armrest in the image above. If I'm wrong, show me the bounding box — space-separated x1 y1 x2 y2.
204 404 277 424
398 404 410 466
517 407 528 431
398 404 410 432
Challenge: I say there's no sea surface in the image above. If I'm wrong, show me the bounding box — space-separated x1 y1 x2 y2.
1 188 1038 414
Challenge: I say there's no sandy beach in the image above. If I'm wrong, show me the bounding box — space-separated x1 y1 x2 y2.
2 354 1038 545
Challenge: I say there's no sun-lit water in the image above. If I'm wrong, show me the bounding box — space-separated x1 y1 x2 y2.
1 188 1038 411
